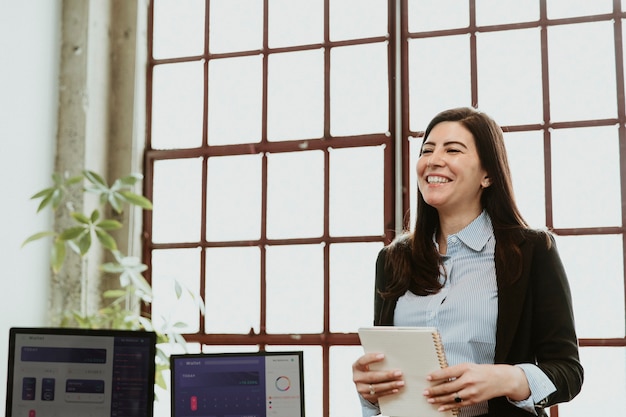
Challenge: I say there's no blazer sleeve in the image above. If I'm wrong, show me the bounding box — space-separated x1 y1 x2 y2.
528 233 584 407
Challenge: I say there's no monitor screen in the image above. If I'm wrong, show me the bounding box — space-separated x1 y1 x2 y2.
170 351 305 417
5 327 156 417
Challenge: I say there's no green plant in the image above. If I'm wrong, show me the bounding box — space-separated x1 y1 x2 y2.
23 170 204 392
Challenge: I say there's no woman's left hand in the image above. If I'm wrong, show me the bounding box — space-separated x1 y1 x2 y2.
423 363 531 412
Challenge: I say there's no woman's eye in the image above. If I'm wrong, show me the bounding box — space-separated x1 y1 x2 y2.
447 148 461 153
421 148 433 155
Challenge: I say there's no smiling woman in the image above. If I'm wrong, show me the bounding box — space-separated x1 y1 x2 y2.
353 107 583 417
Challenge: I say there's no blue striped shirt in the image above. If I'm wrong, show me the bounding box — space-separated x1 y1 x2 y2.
360 211 556 417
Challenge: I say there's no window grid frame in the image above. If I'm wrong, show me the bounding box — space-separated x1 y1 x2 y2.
144 1 626 416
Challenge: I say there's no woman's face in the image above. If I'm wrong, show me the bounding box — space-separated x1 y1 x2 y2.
417 121 489 216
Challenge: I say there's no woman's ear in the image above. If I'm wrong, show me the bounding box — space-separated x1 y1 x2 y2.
482 177 491 188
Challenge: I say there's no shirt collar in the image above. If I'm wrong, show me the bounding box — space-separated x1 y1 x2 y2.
451 210 493 252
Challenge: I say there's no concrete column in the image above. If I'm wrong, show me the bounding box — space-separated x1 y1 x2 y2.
51 0 144 325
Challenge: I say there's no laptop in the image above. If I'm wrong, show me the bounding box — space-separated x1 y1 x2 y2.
170 351 305 417
5 327 157 417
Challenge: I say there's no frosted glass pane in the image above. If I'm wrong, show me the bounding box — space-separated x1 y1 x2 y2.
548 22 616 122
152 62 204 150
266 245 323 333
558 347 626 416
330 0 388 41
208 56 263 145
555 235 625 338
268 49 324 141
330 346 365 417
152 0 204 59
408 35 471 131
206 154 262 241
329 242 383 332
152 158 202 243
209 0 263 53
268 0 323 47
267 345 323 417
330 43 389 136
546 0 612 19
205 247 260 334
266 151 324 239
151 248 201 333
477 28 543 126
408 0 469 32
475 0 539 26
503 131 546 229
551 126 621 228
329 146 385 236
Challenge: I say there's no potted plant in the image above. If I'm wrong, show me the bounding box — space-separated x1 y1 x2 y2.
23 170 204 392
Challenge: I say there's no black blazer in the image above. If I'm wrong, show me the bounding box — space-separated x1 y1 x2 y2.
374 229 583 417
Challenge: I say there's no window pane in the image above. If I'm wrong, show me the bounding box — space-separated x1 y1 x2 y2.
152 158 203 243
330 242 383 332
266 245 324 333
206 154 262 241
408 0 469 32
330 0 388 41
329 346 365 417
268 49 324 141
268 0 323 47
208 56 263 145
408 35 471 130
557 347 626 415
475 0 539 26
546 0 613 19
151 62 204 150
205 247 261 333
329 146 385 236
556 235 625 338
267 151 324 239
548 22 617 122
503 131 546 228
152 0 204 59
330 43 389 136
209 0 263 53
551 126 621 228
477 28 543 126
267 345 323 417
152 248 202 333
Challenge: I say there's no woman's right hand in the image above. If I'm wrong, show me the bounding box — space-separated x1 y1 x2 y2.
352 352 405 403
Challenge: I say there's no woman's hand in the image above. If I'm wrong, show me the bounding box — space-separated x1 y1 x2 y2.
423 363 531 412
352 352 405 403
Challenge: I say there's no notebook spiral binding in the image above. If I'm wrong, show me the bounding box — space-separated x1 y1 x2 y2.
432 331 460 417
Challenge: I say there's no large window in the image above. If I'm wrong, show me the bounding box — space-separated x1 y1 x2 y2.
145 1 626 416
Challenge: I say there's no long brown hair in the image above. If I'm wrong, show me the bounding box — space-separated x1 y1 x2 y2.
382 107 529 298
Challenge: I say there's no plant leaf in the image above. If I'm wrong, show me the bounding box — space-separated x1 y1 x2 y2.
77 232 92 255
119 190 153 209
58 227 86 241
83 170 108 187
96 219 123 230
95 229 117 251
22 231 56 247
71 212 91 225
51 240 66 273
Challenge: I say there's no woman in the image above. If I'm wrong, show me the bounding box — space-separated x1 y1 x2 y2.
352 107 583 417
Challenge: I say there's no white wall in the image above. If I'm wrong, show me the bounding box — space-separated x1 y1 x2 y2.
0 0 61 406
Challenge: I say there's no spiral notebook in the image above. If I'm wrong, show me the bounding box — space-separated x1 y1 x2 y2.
358 326 458 417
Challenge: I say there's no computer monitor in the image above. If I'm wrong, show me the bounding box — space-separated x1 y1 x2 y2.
5 327 157 417
170 351 305 417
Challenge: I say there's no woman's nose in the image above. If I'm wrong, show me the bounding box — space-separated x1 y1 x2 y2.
427 151 444 168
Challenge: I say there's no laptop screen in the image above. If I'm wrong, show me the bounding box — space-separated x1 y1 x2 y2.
170 351 305 417
5 327 156 417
